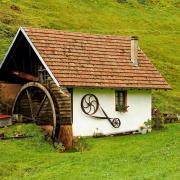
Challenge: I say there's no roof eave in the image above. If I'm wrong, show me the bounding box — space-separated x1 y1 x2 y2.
61 85 172 90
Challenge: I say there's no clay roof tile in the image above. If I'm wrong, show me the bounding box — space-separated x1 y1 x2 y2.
24 27 170 89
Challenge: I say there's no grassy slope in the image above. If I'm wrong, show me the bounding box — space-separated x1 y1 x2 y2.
0 0 179 113
0 123 179 179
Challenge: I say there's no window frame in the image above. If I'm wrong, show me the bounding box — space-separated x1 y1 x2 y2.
115 90 128 112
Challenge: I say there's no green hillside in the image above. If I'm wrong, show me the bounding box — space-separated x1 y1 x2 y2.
0 0 180 113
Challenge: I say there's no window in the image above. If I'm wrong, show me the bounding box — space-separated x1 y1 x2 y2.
115 91 128 112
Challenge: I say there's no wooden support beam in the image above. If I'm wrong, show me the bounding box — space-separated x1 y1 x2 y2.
58 125 73 150
26 89 34 121
35 95 47 118
11 71 38 81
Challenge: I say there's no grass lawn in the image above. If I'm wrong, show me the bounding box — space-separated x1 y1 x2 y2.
0 123 179 179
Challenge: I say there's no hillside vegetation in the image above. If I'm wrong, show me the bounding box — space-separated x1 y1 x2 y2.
0 0 179 113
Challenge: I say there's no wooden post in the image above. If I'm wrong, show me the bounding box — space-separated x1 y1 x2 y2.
58 125 73 150
40 125 54 137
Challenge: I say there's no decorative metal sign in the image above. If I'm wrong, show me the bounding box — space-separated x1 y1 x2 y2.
81 94 121 128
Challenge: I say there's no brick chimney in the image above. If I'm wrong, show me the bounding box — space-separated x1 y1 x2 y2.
131 36 138 65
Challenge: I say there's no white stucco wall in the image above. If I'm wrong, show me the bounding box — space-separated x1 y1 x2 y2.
72 88 151 136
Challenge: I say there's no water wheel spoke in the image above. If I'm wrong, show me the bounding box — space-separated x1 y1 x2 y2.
22 115 34 121
35 94 47 118
26 89 34 120
12 82 57 139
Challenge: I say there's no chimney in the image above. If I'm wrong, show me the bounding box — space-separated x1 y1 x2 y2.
131 36 138 65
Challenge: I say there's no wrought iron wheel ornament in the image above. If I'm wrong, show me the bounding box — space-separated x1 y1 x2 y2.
81 94 99 115
81 94 121 128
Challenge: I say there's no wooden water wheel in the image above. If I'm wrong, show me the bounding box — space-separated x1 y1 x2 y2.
12 82 58 139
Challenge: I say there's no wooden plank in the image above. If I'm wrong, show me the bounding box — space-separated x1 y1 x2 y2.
11 71 38 81
50 81 72 125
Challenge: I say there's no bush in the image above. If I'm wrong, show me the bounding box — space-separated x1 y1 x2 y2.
152 108 164 129
144 119 152 128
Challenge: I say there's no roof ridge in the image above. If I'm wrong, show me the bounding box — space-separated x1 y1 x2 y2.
22 27 133 40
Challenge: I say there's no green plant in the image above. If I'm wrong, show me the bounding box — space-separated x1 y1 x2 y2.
45 134 53 144
14 125 25 136
139 119 152 133
144 119 152 128
116 105 129 112
152 109 165 129
54 142 65 153
152 116 164 129
73 137 89 152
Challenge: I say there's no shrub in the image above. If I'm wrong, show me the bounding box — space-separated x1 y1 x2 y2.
152 108 165 129
144 119 152 128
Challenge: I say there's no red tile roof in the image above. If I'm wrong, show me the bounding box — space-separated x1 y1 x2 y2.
24 27 170 89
